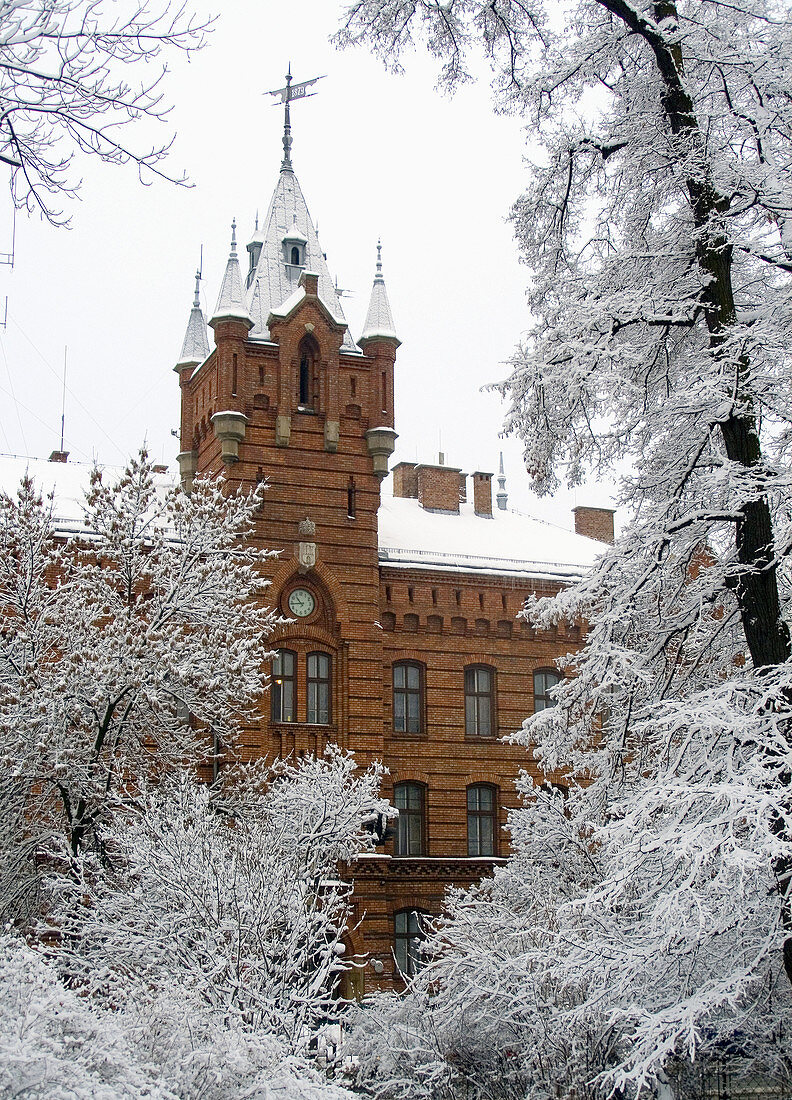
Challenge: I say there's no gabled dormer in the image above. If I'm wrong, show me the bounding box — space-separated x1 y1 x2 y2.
282 216 308 270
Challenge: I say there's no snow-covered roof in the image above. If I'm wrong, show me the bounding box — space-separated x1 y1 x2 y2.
0 455 175 538
245 168 359 351
377 495 603 581
361 243 399 344
0 455 601 582
211 225 252 328
176 272 210 368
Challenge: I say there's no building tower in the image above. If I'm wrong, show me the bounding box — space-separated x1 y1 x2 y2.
174 86 399 792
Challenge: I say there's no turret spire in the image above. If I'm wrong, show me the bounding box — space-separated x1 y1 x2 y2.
210 218 252 329
496 451 508 511
175 266 210 369
360 239 399 345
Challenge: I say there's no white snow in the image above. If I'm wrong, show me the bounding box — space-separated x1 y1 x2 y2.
377 495 603 579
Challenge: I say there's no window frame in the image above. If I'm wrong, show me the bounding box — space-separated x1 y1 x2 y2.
464 664 496 738
393 908 428 979
392 660 425 736
466 783 498 857
306 650 332 725
271 648 296 723
533 667 562 712
393 781 426 857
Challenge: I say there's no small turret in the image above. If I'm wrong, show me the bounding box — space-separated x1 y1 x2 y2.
209 220 251 466
246 214 264 288
360 240 399 345
175 269 210 371
210 220 253 330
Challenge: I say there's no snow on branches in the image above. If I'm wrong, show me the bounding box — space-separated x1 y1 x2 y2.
0 451 277 916
339 0 792 1091
0 0 210 225
49 751 392 1050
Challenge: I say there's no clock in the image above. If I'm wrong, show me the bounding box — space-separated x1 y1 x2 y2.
287 587 316 618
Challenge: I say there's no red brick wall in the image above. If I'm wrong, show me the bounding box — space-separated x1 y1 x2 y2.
573 505 615 544
416 463 462 513
178 293 580 995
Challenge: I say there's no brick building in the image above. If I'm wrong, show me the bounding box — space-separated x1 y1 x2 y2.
0 92 612 994
170 94 613 994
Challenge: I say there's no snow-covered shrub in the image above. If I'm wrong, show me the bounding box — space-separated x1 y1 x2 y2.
49 751 391 1047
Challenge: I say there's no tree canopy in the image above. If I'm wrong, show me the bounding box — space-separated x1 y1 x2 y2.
338 0 792 1091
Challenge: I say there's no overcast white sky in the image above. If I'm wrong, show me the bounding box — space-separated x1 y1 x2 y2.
0 0 616 530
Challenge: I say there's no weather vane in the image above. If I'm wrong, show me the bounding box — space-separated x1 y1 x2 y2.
267 65 326 171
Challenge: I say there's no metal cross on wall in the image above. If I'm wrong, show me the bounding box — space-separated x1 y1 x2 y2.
267 65 326 171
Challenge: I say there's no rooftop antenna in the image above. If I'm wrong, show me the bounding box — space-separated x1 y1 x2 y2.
59 346 67 452
267 65 326 171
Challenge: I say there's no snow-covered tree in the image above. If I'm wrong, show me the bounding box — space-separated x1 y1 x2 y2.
0 928 360 1099
338 0 792 1090
49 751 392 1047
0 451 276 919
0 0 210 226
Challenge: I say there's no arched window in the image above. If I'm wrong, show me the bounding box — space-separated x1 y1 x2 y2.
393 782 425 856
290 245 300 265
465 665 495 737
393 661 424 735
467 784 497 856
306 651 331 724
271 649 296 723
533 668 562 712
393 908 428 978
298 334 318 409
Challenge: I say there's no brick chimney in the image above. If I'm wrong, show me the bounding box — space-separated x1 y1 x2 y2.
472 471 493 517
416 463 462 514
573 506 615 544
393 462 418 499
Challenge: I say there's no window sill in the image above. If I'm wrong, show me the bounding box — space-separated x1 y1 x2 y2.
271 721 337 731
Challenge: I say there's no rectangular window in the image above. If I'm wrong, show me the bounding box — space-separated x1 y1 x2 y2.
465 666 494 737
271 650 295 722
394 783 425 856
467 786 496 856
393 662 423 734
307 652 331 724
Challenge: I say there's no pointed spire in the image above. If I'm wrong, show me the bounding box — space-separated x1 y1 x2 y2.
210 219 252 329
175 267 210 370
282 65 293 172
360 239 400 345
496 451 508 511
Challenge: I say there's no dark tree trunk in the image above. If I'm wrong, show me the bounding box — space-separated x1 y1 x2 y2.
599 0 792 987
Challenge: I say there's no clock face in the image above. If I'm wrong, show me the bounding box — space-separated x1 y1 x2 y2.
287 588 316 618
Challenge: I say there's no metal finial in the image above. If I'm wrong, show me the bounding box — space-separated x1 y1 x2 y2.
254 210 259 232
375 238 384 282
266 69 326 174
497 450 508 510
193 268 201 309
282 67 293 170
230 219 237 256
